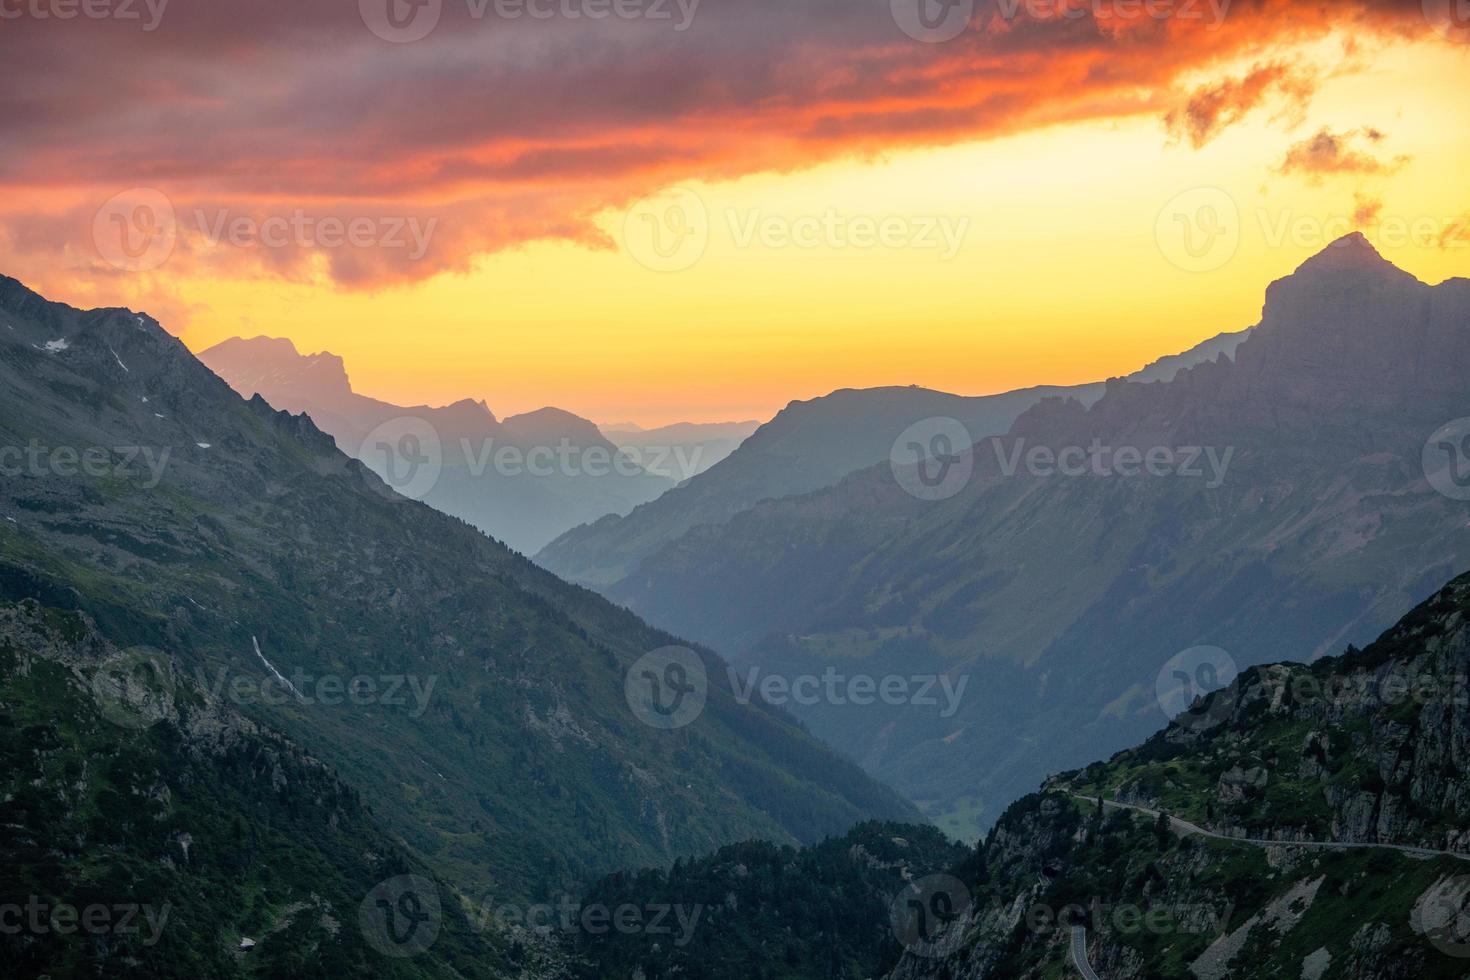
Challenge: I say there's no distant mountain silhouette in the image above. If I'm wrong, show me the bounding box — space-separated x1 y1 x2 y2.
577 235 1470 836
601 420 761 480
199 336 674 553
537 328 1250 588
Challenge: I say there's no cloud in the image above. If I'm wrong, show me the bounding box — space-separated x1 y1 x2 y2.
1277 127 1411 182
1164 61 1318 148
1352 193 1384 227
1439 213 1470 250
0 0 1440 297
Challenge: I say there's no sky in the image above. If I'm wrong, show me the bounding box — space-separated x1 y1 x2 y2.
3 0 1469 425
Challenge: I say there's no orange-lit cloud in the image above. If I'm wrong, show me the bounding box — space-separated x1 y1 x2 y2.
1277 126 1411 182
1165 61 1318 148
0 0 1443 302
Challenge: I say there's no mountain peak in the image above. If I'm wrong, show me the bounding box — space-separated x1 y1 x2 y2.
1292 231 1405 278
197 334 352 401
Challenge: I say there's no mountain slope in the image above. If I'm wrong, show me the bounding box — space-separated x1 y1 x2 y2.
885 569 1470 980
587 236 1470 835
555 570 1470 980
197 336 673 554
0 275 919 908
536 383 1106 587
0 599 524 979
536 326 1250 590
599 420 760 480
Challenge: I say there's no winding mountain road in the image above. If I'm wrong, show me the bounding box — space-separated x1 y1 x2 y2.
1063 794 1470 977
1070 924 1101 980
1076 795 1470 862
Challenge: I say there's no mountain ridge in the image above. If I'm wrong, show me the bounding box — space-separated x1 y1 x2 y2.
0 273 921 908
573 237 1470 837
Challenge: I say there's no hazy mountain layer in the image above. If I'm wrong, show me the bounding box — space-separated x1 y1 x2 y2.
589 236 1470 836
198 336 674 554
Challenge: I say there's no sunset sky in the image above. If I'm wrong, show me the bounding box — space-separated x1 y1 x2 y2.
3 0 1469 425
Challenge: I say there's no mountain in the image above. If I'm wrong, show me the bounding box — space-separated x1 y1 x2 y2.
537 383 1108 587
885 569 1470 980
599 420 761 481
574 570 1470 980
570 821 971 980
197 336 674 554
576 235 1470 837
0 275 919 913
0 599 526 979
536 329 1249 589
1128 326 1252 384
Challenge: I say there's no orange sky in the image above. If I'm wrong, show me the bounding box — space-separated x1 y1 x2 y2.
3 3 1468 425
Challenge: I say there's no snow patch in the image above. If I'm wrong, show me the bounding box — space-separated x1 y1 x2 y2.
110 347 129 372
41 338 69 353
196 442 212 449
